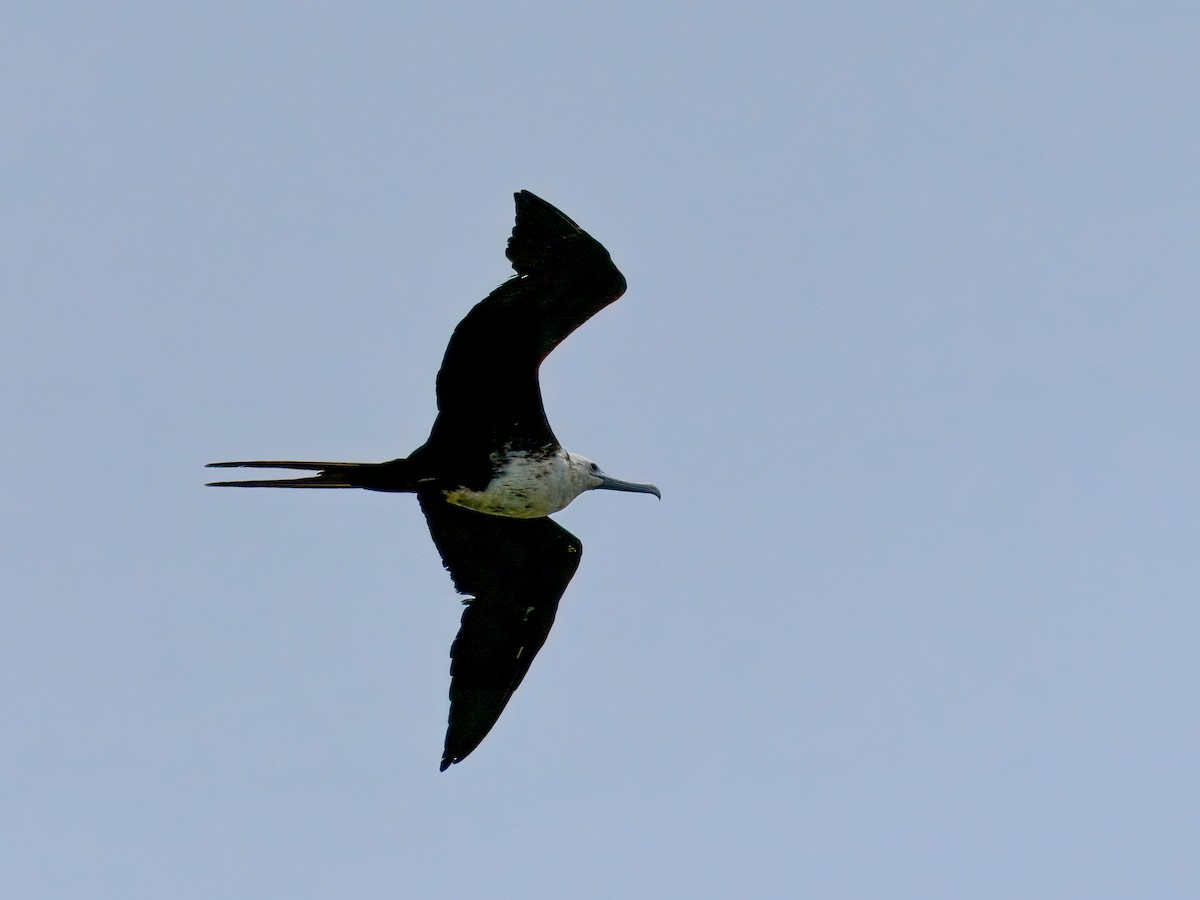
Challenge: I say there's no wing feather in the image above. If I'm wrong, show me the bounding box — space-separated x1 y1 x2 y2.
418 495 582 770
422 192 626 458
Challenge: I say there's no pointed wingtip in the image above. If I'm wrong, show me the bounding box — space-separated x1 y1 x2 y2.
512 190 582 231
439 757 453 772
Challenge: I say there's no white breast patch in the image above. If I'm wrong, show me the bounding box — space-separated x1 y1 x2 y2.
442 449 597 519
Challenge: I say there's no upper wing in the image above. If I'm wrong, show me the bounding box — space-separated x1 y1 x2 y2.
422 191 627 458
419 494 583 770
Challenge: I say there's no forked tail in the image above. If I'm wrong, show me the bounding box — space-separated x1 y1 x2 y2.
206 459 416 491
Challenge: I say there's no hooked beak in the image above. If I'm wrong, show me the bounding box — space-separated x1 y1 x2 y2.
594 471 661 499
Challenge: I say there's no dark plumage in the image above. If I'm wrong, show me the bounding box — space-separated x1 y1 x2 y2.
208 191 658 769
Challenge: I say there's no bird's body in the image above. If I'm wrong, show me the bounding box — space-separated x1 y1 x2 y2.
209 191 658 770
443 448 606 519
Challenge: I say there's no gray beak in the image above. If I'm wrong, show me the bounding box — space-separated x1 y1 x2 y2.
595 471 661 499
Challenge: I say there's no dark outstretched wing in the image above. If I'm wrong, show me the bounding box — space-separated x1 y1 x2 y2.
419 494 583 770
422 191 627 460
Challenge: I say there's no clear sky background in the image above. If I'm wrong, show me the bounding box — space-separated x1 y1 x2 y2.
3 3 1197 897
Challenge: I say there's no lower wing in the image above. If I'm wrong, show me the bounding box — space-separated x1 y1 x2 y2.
418 494 583 770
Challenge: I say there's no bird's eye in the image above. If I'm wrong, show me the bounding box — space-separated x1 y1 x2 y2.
590 463 600 473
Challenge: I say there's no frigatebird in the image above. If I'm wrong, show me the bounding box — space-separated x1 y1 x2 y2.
208 191 659 770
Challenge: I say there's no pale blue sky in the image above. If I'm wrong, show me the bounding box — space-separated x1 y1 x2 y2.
3 3 1198 897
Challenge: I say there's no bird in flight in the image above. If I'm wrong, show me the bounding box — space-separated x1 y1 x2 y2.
208 191 659 770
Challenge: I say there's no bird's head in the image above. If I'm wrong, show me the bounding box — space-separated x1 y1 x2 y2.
569 453 661 500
